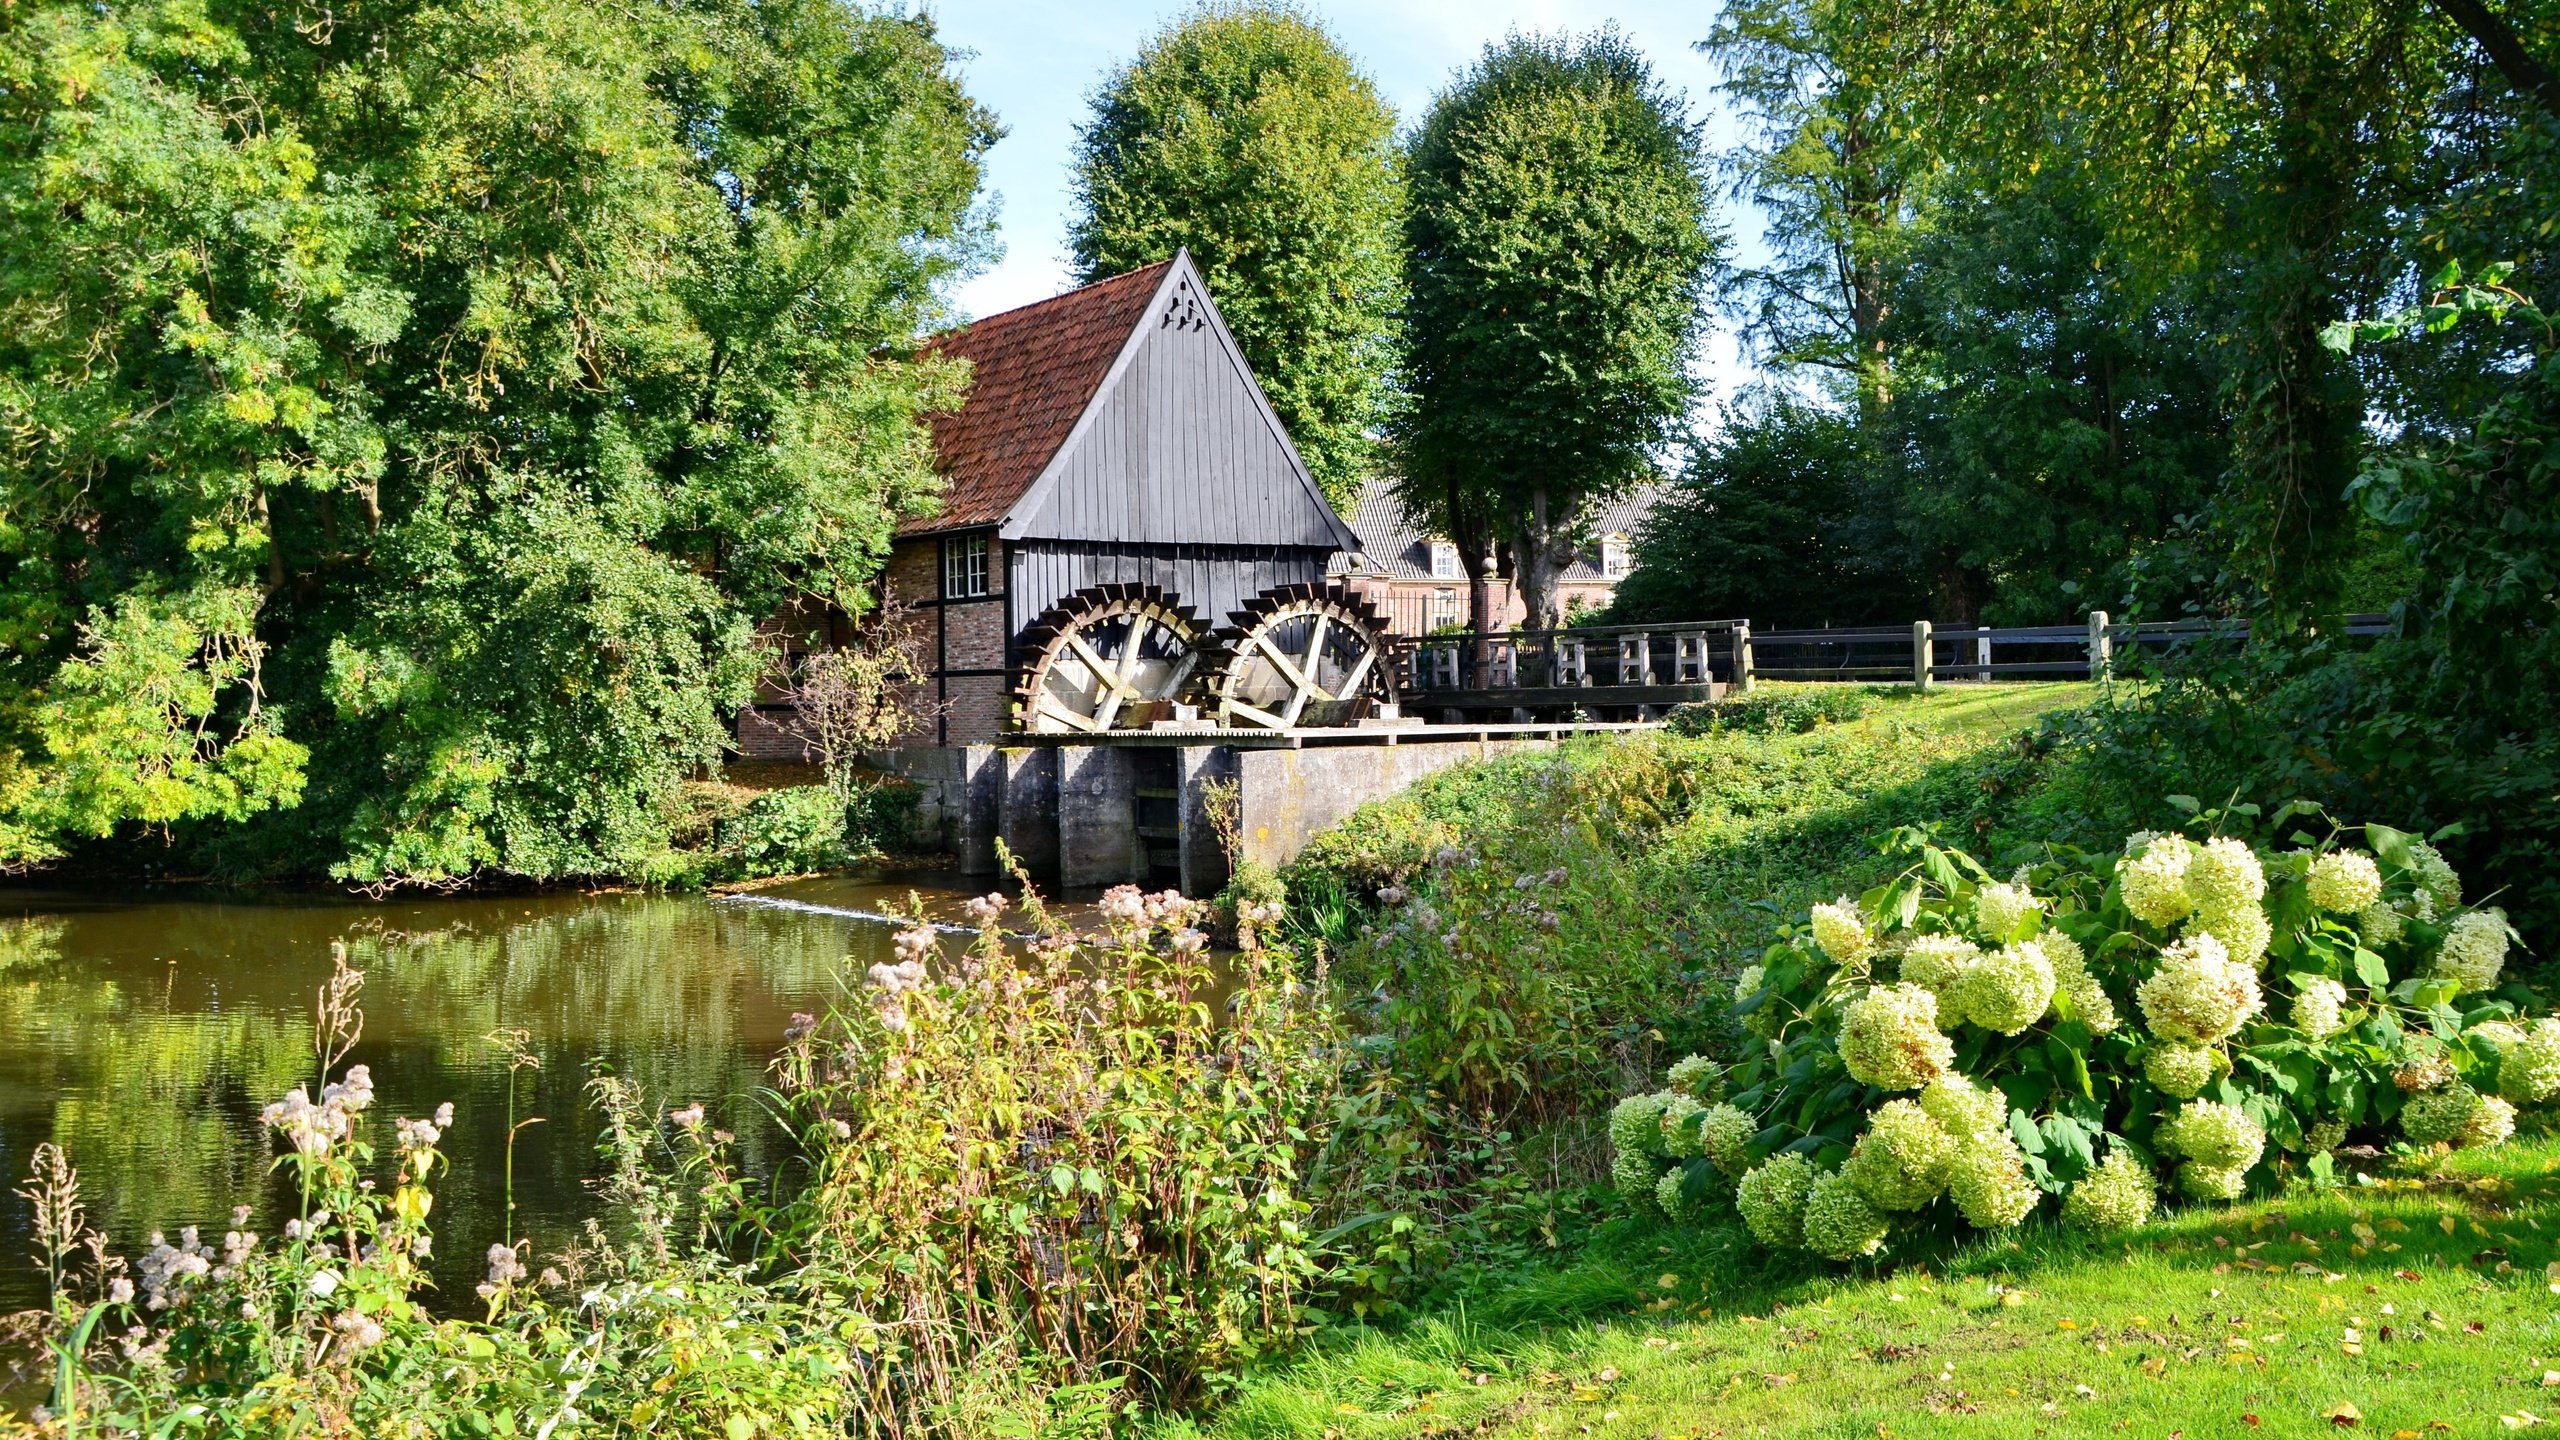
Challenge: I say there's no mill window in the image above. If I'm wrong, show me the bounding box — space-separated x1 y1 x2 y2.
943 535 990 598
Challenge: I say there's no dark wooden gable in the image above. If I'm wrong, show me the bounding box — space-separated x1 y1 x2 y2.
998 252 1358 551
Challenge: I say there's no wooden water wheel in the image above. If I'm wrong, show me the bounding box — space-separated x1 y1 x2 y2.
1013 585 1207 733
1204 584 1398 729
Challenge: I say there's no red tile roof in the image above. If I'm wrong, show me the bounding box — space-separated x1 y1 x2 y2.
900 261 1172 536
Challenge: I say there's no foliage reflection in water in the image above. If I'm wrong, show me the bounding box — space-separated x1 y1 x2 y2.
0 876 998 1312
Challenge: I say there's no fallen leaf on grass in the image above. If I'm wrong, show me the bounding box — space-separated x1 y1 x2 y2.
2326 1401 2364 1427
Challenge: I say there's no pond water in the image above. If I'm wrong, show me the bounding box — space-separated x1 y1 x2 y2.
0 874 1018 1314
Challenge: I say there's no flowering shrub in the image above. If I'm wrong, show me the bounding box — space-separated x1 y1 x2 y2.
1610 818 2538 1259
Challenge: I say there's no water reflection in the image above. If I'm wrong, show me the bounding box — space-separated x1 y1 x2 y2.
0 875 998 1312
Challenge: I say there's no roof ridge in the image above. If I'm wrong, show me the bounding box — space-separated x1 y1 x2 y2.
930 259 1173 340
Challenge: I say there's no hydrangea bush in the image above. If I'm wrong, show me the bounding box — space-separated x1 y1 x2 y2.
1613 818 2537 1258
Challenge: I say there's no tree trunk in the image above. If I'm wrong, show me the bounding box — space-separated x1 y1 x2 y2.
1444 473 1501 636
2427 0 2560 120
1509 487 1581 632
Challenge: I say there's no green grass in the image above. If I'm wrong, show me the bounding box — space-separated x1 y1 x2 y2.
1198 1134 2560 1440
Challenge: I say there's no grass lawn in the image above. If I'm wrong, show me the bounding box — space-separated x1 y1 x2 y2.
1199 1133 2560 1440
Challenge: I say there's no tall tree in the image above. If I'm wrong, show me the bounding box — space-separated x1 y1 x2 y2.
0 0 995 883
1882 144 2231 624
1398 30 1719 631
1699 0 1936 424
1901 0 2556 609
1069 2 1401 509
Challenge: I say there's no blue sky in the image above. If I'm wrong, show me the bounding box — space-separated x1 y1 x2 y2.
921 0 1765 406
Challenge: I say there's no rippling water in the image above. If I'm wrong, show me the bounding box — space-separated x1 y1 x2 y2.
0 874 1008 1313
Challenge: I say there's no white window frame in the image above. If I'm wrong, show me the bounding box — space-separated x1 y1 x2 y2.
1429 541 1462 580
942 534 990 599
1600 536 1630 580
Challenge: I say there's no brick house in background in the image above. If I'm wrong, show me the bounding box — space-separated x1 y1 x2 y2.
1331 478 1658 637
739 250 1359 756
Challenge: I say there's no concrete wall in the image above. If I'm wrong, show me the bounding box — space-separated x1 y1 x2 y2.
879 734 1550 893
1231 738 1551 874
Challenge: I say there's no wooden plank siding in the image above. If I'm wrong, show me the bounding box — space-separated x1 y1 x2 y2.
1004 266 1351 550
1008 541 1334 639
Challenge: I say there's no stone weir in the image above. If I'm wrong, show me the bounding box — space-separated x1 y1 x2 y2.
863 719 1656 896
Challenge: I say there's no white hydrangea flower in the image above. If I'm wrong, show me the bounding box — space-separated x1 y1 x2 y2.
1666 1054 1723 1103
1612 1148 1669 1214
1735 1152 1816 1249
2496 1018 2560 1104
2291 977 2349 1040
1948 1132 2039 1229
1802 1170 1891 1260
2194 901 2272 967
2179 1163 2249 1202
1973 882 2044 941
1897 934 1981 1005
2040 930 2119 1033
2409 842 2462 908
1954 941 2058 1035
1843 1100 1958 1211
1811 899 1874 966
1838 984 1955 1091
2136 934 2263 1046
1918 1074 2007 1143
2306 851 2384 913
2063 1146 2156 1232
1657 1094 1706 1157
2355 900 2406 948
2143 1044 2215 1099
2119 834 2197 927
2431 909 2511 994
1654 1166 1697 1220
2460 1095 2517 1150
1697 1103 1758 1176
2401 1084 2482 1147
2186 837 2266 916
1609 1092 1675 1161
2158 1098 2265 1172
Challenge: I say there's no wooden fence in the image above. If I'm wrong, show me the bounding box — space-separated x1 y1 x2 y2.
1388 611 2392 704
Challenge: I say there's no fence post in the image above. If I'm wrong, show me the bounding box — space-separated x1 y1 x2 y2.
1733 622 1755 693
1913 620 1934 690
2087 610 2112 680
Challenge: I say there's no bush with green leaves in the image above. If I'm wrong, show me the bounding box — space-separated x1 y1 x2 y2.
1612 814 2540 1259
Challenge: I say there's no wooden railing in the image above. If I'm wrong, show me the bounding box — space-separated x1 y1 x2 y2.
1388 611 2392 696
1390 620 1748 696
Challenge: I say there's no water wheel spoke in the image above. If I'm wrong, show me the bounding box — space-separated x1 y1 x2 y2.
1247 629 1318 696
1034 692 1105 733
1222 695 1291 729
1064 633 1129 699
1336 644 1376 697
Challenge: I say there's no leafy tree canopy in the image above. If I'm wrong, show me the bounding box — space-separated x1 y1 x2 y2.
1069 1 1401 510
0 0 995 884
1398 28 1718 630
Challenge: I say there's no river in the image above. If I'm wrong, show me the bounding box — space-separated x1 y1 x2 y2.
0 874 1016 1314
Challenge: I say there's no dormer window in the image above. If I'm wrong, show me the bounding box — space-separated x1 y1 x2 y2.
1601 534 1631 580
1429 541 1462 580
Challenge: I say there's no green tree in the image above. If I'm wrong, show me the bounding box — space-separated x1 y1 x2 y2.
1881 146 2230 624
1607 397 1925 628
1902 0 2558 609
1069 2 1400 509
1398 29 1719 631
0 0 994 884
1698 0 1937 423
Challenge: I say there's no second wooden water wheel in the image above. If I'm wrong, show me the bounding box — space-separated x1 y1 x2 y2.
1203 584 1398 729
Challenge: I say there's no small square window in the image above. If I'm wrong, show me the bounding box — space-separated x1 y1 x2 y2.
943 535 990 598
